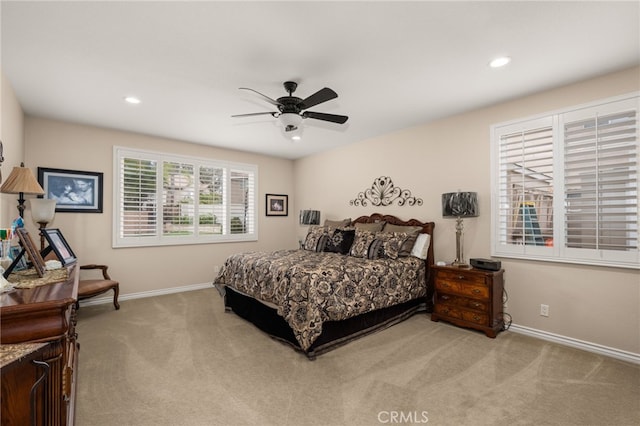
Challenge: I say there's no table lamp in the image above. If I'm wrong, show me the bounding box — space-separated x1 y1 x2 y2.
0 163 45 218
442 192 478 267
30 198 57 249
299 209 321 225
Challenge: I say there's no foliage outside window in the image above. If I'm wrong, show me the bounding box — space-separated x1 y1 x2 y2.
491 93 639 269
114 147 257 247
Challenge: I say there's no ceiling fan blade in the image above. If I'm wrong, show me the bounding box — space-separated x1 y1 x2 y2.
302 111 349 124
239 88 282 106
298 87 338 110
231 112 277 118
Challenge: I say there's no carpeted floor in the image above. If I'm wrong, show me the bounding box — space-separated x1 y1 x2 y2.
75 288 639 426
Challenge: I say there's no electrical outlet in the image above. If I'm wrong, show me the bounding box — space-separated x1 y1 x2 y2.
540 304 549 317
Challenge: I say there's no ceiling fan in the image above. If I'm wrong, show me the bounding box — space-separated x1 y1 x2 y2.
232 81 349 132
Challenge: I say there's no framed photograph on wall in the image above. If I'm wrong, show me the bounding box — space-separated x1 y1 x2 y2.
42 228 77 265
38 167 103 213
265 194 288 216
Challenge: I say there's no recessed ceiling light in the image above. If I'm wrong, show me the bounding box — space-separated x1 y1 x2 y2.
489 56 511 68
124 96 141 104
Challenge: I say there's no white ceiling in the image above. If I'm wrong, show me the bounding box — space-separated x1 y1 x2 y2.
2 1 639 160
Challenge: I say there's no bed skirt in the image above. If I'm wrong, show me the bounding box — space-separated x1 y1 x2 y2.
223 285 426 360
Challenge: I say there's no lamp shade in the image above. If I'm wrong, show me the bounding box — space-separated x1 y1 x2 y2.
300 209 320 225
30 198 57 223
442 192 478 218
0 164 45 195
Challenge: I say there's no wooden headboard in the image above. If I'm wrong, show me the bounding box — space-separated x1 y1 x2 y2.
352 213 436 310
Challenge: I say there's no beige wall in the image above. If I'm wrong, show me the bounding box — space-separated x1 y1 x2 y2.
1 69 25 225
23 118 297 295
294 66 640 354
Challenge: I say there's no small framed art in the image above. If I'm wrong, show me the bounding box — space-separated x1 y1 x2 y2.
42 229 77 265
16 228 46 277
265 194 288 216
38 167 103 213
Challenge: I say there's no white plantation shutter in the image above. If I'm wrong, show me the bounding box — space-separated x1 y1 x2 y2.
563 100 638 259
492 93 639 268
114 147 257 247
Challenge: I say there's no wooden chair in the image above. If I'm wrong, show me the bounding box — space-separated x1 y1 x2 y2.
76 264 120 310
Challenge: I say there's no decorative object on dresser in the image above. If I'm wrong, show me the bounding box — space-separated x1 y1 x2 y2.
0 162 45 218
431 265 504 338
30 198 57 249
441 191 478 267
3 228 47 279
1 264 80 425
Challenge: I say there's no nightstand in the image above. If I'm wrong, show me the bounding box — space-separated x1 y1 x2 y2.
430 265 504 338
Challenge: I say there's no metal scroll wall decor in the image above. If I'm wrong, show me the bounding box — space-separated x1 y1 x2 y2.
349 176 423 207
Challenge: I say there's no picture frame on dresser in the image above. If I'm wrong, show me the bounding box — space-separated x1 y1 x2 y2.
41 228 77 266
2 228 47 278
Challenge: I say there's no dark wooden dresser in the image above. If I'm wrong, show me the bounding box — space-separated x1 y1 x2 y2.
1 264 79 425
430 265 504 338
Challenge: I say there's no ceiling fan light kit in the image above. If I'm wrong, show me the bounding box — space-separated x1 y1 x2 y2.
233 81 349 136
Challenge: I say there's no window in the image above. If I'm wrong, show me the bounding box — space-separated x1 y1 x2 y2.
114 147 257 247
491 93 639 269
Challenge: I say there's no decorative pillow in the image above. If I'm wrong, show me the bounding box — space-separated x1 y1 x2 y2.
324 228 356 255
375 231 409 260
303 226 329 252
349 229 377 258
324 218 352 228
410 233 431 260
367 239 384 260
354 221 385 232
382 224 422 257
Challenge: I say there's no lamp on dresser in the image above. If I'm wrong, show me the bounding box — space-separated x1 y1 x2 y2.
29 198 57 250
0 163 45 218
442 191 478 267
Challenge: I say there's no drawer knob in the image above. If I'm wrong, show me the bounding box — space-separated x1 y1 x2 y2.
441 295 450 300
472 289 481 295
457 275 465 280
472 302 481 308
473 315 481 321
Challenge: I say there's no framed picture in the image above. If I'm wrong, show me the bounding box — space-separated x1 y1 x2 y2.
16 228 46 277
265 194 288 216
10 246 28 271
38 167 103 213
42 229 77 266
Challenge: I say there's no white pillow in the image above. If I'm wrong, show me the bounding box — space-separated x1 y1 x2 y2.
410 233 431 260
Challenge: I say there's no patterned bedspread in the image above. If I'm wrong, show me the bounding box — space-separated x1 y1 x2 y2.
214 249 426 350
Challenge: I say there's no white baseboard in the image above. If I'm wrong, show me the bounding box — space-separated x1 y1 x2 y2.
509 323 640 365
78 282 214 307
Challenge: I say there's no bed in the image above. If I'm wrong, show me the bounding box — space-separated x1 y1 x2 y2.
213 213 435 359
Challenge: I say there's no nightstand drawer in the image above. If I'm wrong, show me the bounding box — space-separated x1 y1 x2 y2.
437 270 485 286
435 279 489 299
434 304 463 319
436 294 488 312
461 310 488 326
